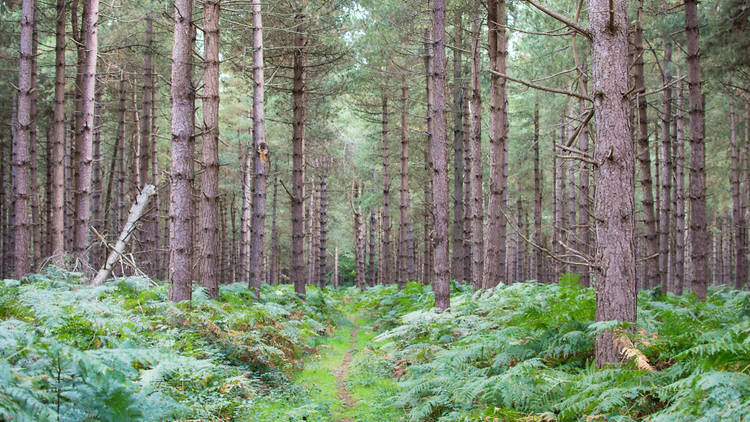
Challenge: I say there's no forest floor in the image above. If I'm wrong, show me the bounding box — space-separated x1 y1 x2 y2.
291 313 403 422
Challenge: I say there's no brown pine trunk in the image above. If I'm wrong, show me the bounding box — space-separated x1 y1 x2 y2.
50 0 67 263
557 122 567 274
469 6 484 289
577 57 592 287
140 15 155 274
399 81 410 287
240 141 251 284
673 77 686 295
552 124 560 279
685 0 708 298
730 93 747 289
588 0 637 366
29 8 40 267
430 0 450 308
533 105 543 282
633 3 659 289
12 0 35 277
74 0 100 263
249 0 268 292
270 174 279 285
352 182 366 290
483 0 507 289
451 12 465 283
462 77 472 281
200 0 220 298
168 0 196 302
422 28 434 287
368 209 376 286
116 74 127 235
151 77 160 278
291 0 308 296
319 176 327 286
659 40 673 291
408 212 416 282
1 138 6 277
91 80 103 267
381 95 392 285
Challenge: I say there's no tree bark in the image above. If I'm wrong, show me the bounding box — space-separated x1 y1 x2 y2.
140 15 155 274
168 0 196 302
116 74 127 235
673 77 686 295
451 11 465 283
381 95 392 285
588 0 637 366
462 75 472 282
483 0 508 289
270 174 279 285
91 80 103 268
200 0 220 298
29 7 40 268
319 175 327 286
633 2 659 289
368 209 376 286
12 0 35 277
352 182 366 290
659 40 673 291
291 0 308 296
685 0 708 298
730 93 747 289
75 0 100 264
399 81 410 287
430 0 451 308
249 0 268 293
50 0 67 264
422 28 434 287
533 105 543 282
469 6 484 289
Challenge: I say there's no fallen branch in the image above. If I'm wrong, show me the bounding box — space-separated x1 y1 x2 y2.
92 184 156 286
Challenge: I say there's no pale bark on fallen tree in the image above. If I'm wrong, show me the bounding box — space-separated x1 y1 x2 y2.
92 184 156 286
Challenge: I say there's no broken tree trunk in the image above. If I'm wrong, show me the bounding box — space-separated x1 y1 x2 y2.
92 184 156 286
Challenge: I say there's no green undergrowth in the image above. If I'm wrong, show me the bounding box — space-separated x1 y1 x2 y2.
0 267 339 421
350 276 750 421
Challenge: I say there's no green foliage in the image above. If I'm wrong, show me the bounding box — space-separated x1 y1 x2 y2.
0 267 340 421
356 279 750 421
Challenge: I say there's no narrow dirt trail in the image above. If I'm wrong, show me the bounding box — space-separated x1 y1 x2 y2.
333 325 358 421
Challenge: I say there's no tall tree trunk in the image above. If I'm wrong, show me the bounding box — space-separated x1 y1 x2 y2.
29 7 40 267
462 76 472 281
249 0 268 292
50 0 67 263
588 0 637 366
422 28 434 287
381 95 392 285
484 0 507 289
168 0 195 302
368 209 376 286
91 80 103 267
408 211 416 282
558 122 567 273
319 176 327 286
270 174 279 285
399 81 410 287
659 40 673 291
1 137 6 277
553 123 560 279
140 15 154 274
291 0 308 296
200 0 220 298
240 140 251 283
673 77 686 295
352 182 366 290
75 0 100 263
730 92 747 289
576 56 591 287
151 77 160 278
469 6 484 289
430 0 450 308
685 0 708 298
633 2 659 288
451 12 465 283
12 0 35 277
533 105 543 282
116 74 127 235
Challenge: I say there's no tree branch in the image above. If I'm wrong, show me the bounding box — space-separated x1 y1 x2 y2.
521 0 592 40
488 69 593 102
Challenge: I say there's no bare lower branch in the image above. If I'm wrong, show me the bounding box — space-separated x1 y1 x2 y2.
489 69 593 102
520 0 592 40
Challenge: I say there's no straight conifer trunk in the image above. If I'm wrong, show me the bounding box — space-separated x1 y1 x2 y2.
270 175 279 285
659 40 673 290
633 3 659 288
729 93 747 289
319 176 327 286
249 0 268 293
451 13 465 283
75 0 100 263
673 78 686 295
168 0 196 302
140 16 154 274
291 0 308 296
469 6 484 289
12 0 35 277
685 0 708 299
422 28 434 286
399 82 410 287
588 0 637 366
484 0 507 289
352 182 366 290
430 0 450 309
381 96 392 285
200 0 220 298
50 0 67 263
533 106 543 282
